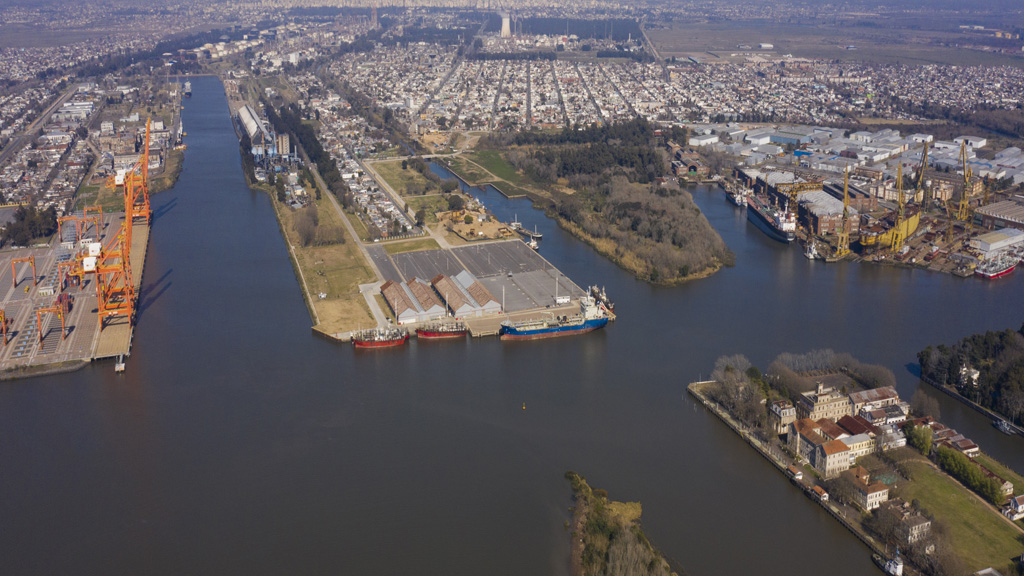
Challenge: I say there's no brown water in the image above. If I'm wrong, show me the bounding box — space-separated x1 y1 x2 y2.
1 75 1021 575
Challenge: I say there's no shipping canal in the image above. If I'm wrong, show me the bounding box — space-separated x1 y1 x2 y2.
1 76 1021 576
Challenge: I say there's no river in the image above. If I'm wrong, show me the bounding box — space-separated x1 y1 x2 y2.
0 75 1020 576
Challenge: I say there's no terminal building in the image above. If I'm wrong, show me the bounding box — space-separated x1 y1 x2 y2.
431 271 501 318
380 278 446 325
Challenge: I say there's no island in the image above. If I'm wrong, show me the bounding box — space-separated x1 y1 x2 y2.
566 471 679 576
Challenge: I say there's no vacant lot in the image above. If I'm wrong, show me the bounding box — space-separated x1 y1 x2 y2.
273 195 375 334
370 159 437 197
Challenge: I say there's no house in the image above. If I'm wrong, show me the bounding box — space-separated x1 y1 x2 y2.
848 386 901 414
815 418 849 441
797 383 852 422
816 439 851 479
789 418 825 463
840 433 875 464
769 400 797 435
881 500 932 544
845 466 889 511
787 464 803 481
1003 495 1024 521
812 485 829 502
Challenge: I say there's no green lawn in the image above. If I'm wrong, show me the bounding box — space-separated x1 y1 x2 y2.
372 160 437 196
383 237 441 255
897 461 1023 573
404 195 449 223
466 150 524 185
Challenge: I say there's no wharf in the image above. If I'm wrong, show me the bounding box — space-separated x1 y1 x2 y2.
93 222 150 360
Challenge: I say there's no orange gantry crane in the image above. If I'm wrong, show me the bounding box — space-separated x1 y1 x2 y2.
36 297 71 343
11 256 36 289
95 224 135 329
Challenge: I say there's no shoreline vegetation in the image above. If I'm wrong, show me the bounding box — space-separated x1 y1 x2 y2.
691 350 1024 576
918 322 1024 429
566 471 680 576
438 120 733 285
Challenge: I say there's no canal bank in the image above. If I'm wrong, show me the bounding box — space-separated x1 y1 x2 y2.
1 76 1023 576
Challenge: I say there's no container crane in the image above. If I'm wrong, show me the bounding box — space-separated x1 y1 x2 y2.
10 256 36 289
914 141 929 207
954 140 973 223
835 169 851 259
891 163 907 253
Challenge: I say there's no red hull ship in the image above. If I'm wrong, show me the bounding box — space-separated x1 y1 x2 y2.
975 256 1016 280
352 327 409 348
415 322 468 339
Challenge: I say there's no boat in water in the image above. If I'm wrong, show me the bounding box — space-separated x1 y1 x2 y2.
994 419 1016 435
589 285 614 311
500 296 609 340
804 239 820 260
975 255 1016 280
415 322 468 339
183 80 192 98
510 214 522 231
526 238 539 251
747 193 796 243
872 552 904 576
352 327 409 348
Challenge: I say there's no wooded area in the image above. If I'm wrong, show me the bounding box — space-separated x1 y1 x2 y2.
480 119 733 283
918 324 1024 425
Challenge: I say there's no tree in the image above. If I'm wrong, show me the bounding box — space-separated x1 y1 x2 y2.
447 194 465 211
906 425 932 455
275 178 286 202
414 209 426 226
464 215 474 224
402 159 408 170
910 389 940 420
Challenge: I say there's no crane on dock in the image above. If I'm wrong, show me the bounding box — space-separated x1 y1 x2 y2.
890 163 907 253
954 141 973 224
914 141 929 207
10 256 36 289
776 180 826 218
835 169 852 259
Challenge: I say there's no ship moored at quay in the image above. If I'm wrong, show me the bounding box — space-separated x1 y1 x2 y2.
747 193 797 243
415 322 469 339
352 327 409 349
499 295 610 341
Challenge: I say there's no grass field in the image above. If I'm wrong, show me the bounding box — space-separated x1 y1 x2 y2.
273 195 375 334
897 460 1024 573
404 195 449 223
372 159 438 196
383 237 440 255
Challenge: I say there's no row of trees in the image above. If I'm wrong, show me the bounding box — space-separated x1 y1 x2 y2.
935 445 1006 505
918 324 1024 425
1 206 57 247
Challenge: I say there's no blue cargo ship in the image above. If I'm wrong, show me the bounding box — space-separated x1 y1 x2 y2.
500 296 609 340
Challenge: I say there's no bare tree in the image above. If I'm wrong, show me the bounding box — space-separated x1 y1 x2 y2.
910 389 941 420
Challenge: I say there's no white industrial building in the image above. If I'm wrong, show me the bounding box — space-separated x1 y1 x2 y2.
970 228 1024 258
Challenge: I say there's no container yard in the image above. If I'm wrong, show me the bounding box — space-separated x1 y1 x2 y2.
0 214 149 376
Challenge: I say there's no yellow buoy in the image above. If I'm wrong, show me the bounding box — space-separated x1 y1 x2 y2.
522 403 526 410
